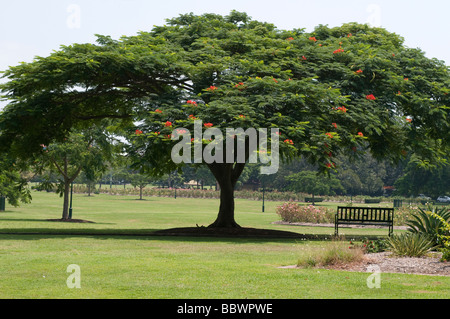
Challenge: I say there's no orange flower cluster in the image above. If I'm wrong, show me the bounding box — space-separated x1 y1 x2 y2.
336 106 347 113
204 123 213 128
135 129 143 135
366 94 376 100
187 100 197 106
284 139 294 145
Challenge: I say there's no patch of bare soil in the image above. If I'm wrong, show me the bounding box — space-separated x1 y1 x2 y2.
325 252 450 276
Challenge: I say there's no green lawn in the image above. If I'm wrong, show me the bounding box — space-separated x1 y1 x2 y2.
0 191 448 299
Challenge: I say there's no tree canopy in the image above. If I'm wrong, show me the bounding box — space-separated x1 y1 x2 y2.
1 11 449 227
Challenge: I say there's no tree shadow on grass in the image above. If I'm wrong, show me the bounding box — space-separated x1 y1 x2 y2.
0 226 332 243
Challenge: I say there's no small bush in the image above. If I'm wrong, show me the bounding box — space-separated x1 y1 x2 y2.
349 238 388 253
297 243 365 268
386 233 435 257
364 198 381 204
276 202 332 223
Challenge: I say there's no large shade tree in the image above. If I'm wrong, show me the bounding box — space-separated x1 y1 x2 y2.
1 11 449 228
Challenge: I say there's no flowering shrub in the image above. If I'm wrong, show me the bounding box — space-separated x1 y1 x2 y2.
349 238 388 253
276 202 332 223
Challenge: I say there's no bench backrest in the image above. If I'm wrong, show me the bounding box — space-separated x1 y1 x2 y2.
336 206 394 222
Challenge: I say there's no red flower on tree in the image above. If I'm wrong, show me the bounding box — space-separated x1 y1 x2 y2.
206 86 217 91
355 69 363 74
336 106 347 113
309 36 317 42
332 123 337 129
333 48 344 54
135 129 143 135
235 82 245 90
357 132 364 137
187 100 197 106
325 132 334 138
366 94 376 100
284 139 294 145
204 123 213 128
164 121 172 127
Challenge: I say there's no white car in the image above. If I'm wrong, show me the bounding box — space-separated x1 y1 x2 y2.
436 196 450 203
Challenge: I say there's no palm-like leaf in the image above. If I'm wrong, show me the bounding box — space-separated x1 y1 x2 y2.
406 205 450 246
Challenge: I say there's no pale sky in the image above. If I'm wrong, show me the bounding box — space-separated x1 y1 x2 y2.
1 0 449 108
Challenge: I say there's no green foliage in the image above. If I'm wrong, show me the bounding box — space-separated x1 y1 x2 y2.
1 12 448 172
427 211 450 262
394 155 450 198
285 170 344 196
406 205 450 246
0 156 31 207
349 238 388 253
386 233 435 257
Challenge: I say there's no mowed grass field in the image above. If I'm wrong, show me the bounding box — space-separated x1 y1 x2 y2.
0 191 449 299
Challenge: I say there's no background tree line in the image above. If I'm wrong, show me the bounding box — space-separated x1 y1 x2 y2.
27 150 449 199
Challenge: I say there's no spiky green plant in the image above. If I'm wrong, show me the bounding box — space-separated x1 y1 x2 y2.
427 211 450 262
406 205 450 246
386 233 435 257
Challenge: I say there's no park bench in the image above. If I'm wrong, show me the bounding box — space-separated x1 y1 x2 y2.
334 206 394 236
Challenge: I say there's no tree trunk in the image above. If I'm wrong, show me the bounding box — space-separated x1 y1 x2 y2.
62 180 71 220
207 162 246 228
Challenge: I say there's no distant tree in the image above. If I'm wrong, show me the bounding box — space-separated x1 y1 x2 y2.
394 155 450 198
36 129 113 219
130 172 151 200
286 170 345 202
